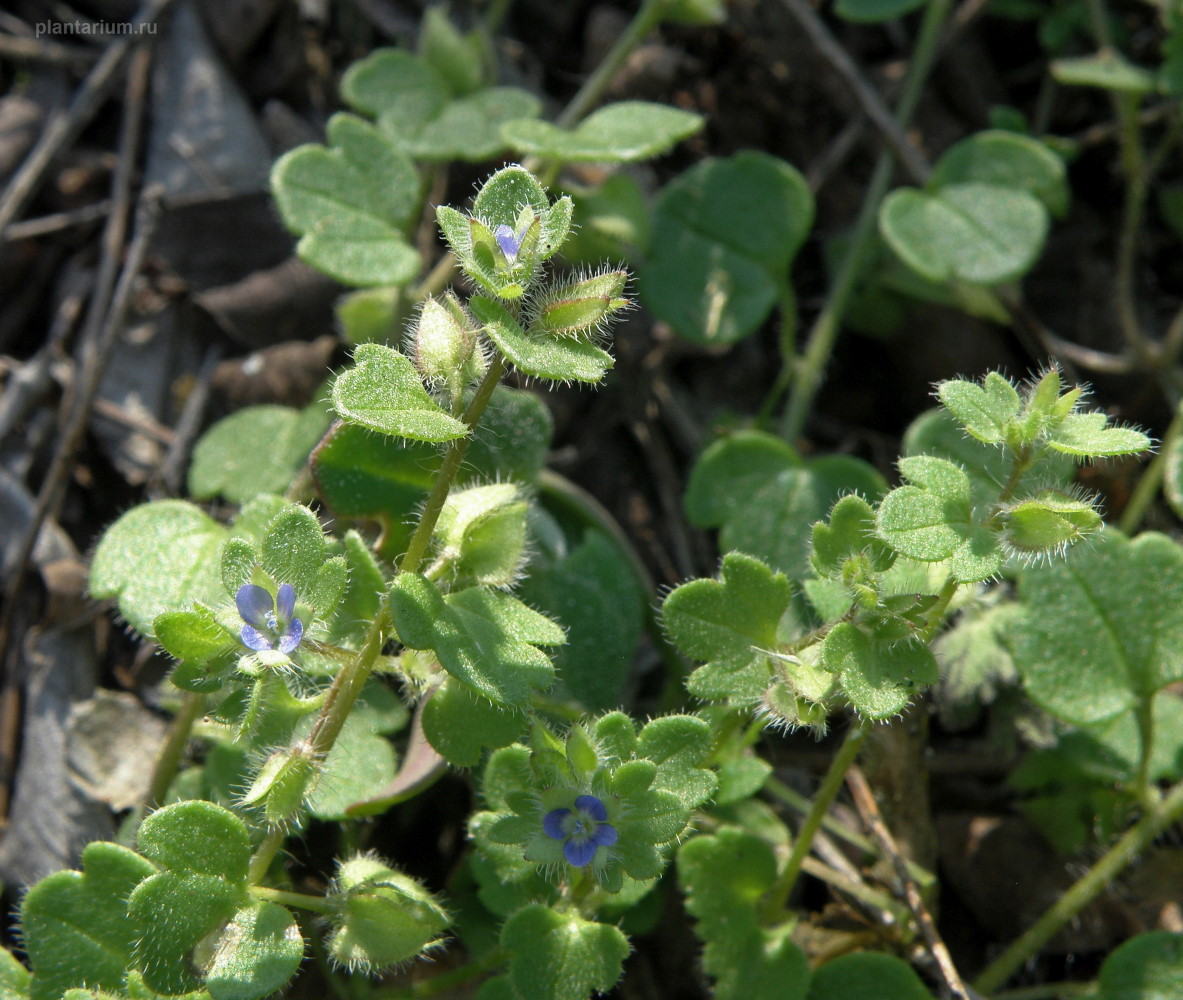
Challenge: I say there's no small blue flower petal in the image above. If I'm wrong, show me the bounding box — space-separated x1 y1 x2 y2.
591 823 618 848
574 794 608 821
276 583 296 622
564 837 597 868
241 623 273 651
277 617 304 654
543 808 570 840
236 584 273 628
494 224 521 260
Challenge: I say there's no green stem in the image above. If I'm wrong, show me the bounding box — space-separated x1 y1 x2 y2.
760 718 869 922
247 827 287 885
1133 698 1157 809
1118 395 1183 535
779 0 953 442
555 0 671 129
250 884 336 915
145 689 206 808
919 576 961 642
399 355 507 575
972 777 1183 994
756 287 801 428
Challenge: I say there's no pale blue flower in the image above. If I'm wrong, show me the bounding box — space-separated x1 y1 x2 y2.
236 583 303 654
543 794 618 867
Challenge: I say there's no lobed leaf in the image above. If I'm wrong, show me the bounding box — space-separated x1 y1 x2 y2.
501 905 629 1000
931 130 1070 217
502 101 703 163
471 295 614 383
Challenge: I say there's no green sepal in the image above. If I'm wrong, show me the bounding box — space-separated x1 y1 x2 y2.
1001 491 1102 554
471 295 614 384
389 576 559 704
332 343 469 442
501 905 629 1000
307 556 348 620
327 856 449 971
637 714 717 809
241 746 320 826
20 842 157 1000
532 269 630 338
411 293 482 385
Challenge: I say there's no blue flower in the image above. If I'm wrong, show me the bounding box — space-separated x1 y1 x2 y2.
236 583 303 654
494 223 525 262
543 794 618 867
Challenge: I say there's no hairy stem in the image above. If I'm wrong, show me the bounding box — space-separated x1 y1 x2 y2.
250 884 336 915
145 689 207 808
760 718 870 922
972 777 1183 994
780 0 954 442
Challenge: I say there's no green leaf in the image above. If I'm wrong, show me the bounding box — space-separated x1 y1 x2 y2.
686 429 887 579
422 677 525 767
663 552 792 704
562 173 651 264
1012 532 1183 724
806 952 932 1000
501 905 629 1000
931 129 1070 218
1052 52 1157 94
155 605 235 662
1096 931 1183 1000
203 903 303 1000
189 404 328 503
519 529 645 711
472 166 550 226
880 182 1049 285
503 101 703 162
471 295 614 383
407 88 541 161
305 711 398 820
137 800 252 882
419 6 485 95
389 576 557 704
260 504 325 596
90 501 228 638
0 948 29 1000
21 842 157 1000
336 286 400 344
877 456 1003 582
1046 411 1151 457
638 715 717 808
341 49 448 133
270 115 420 287
639 151 814 345
821 622 939 719
937 372 1022 444
130 873 240 996
332 343 469 441
811 494 896 577
835 0 926 22
677 831 811 1000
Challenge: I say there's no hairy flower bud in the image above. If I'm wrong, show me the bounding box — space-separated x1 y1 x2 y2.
410 293 485 387
532 269 630 339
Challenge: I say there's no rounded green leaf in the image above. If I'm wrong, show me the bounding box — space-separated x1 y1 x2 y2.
408 87 541 161
189 405 328 504
90 501 228 638
422 677 525 767
1052 52 1157 94
639 151 813 345
1096 931 1183 1000
203 902 303 1000
936 372 1022 444
137 800 252 882
880 182 1049 285
502 101 703 163
260 504 325 597
155 606 235 662
471 295 614 383
806 952 932 1000
332 343 469 441
822 623 939 719
1013 532 1183 724
932 130 1070 218
502 905 629 1000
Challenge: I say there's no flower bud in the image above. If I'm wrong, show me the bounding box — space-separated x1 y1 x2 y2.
1001 490 1102 556
532 269 630 339
410 293 484 385
242 742 320 826
328 856 449 971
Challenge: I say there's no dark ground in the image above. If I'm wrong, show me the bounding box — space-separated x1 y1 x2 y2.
0 0 1180 996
